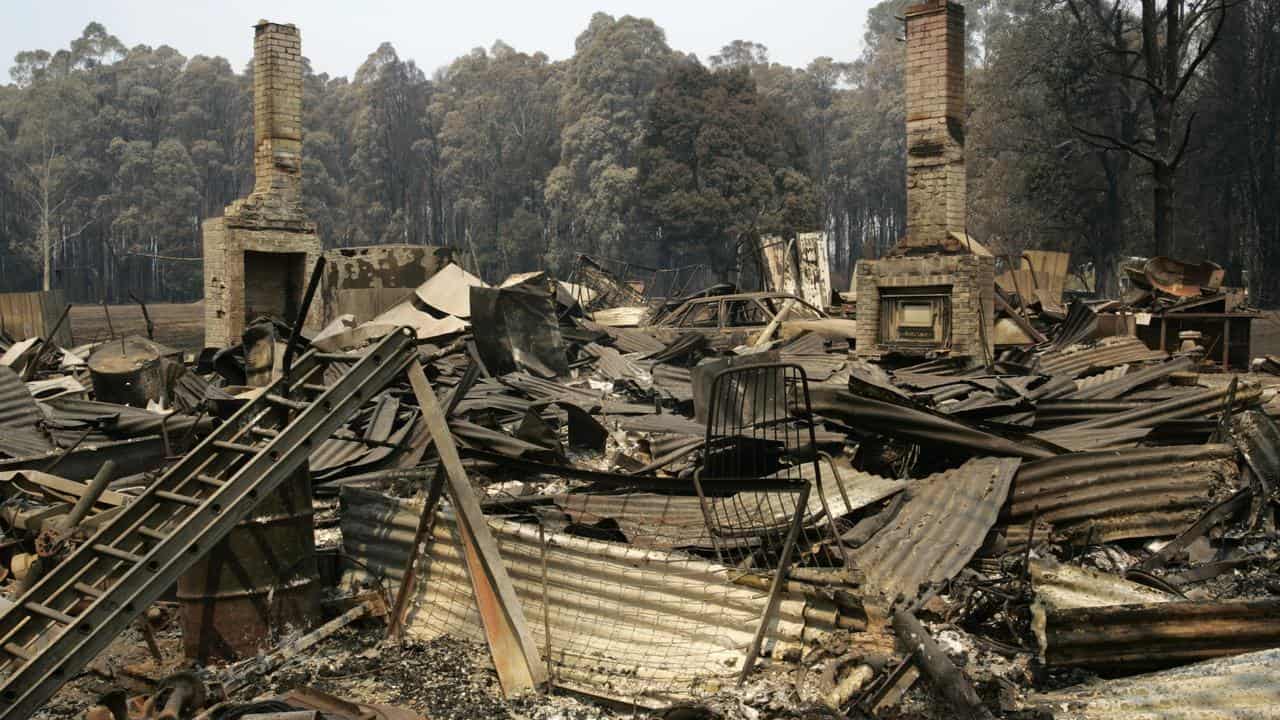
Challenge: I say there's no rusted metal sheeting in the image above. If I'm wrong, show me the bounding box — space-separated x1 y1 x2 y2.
1028 647 1280 719
1007 444 1239 542
1050 383 1261 432
1036 336 1167 377
584 323 667 355
583 342 652 388
651 364 693 402
0 366 42 428
340 488 838 705
851 457 1021 608
1069 364 1129 396
809 387 1058 460
1231 410 1280 497
1068 356 1194 400
1040 598 1280 670
553 466 905 550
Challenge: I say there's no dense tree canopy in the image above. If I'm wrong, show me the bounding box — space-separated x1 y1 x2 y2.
0 2 1277 304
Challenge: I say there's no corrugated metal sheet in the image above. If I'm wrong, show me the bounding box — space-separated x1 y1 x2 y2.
1231 410 1280 497
1069 364 1129 395
0 425 55 458
651 364 693 403
1068 357 1193 400
584 342 652 388
1048 384 1260 433
1024 645 1280 717
809 387 1059 460
553 465 906 550
1028 647 1280 719
1030 558 1175 611
0 366 42 428
1039 598 1280 670
1007 444 1240 543
851 457 1021 608
1037 336 1167 377
617 413 705 437
43 398 215 446
340 488 839 705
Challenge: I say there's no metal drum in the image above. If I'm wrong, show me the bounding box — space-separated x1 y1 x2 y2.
178 465 321 662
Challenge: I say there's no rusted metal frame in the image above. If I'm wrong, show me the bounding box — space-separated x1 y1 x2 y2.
385 465 446 641
0 329 418 720
1211 376 1239 443
737 480 809 686
281 256 326 378
20 303 71 382
406 359 548 696
1137 488 1252 571
536 522 556 688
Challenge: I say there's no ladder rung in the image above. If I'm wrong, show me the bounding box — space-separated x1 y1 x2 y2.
154 490 201 507
249 427 279 440
24 601 75 625
213 440 259 454
74 582 104 598
136 526 167 541
265 394 309 411
93 544 143 564
314 352 356 362
300 383 329 394
3 643 32 661
195 474 225 488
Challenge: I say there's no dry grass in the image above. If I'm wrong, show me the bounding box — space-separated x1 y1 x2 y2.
69 301 206 352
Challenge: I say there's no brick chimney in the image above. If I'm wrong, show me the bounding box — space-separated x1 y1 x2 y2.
202 20 319 349
901 0 966 253
251 21 303 201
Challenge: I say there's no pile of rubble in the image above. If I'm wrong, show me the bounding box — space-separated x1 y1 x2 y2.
0 252 1277 720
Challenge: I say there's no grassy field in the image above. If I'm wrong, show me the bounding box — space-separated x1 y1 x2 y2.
69 301 206 352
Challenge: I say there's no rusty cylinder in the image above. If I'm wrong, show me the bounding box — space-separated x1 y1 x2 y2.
178 465 320 663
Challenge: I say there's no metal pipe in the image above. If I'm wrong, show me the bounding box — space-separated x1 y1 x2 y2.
281 256 326 377
59 460 117 530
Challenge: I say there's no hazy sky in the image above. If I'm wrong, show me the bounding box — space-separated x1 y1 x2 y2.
2 1 881 80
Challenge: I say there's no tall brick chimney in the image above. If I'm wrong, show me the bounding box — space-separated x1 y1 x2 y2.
901 0 966 253
251 21 303 201
202 20 319 349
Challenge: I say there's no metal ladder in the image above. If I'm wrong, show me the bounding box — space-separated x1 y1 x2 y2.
0 327 418 720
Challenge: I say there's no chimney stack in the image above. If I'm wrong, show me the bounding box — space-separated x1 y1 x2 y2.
901 0 966 253
251 21 303 201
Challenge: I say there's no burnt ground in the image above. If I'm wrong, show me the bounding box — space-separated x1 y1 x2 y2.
68 302 206 353
32 608 617 720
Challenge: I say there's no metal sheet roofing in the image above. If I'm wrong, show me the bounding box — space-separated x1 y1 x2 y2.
851 457 1021 608
1007 444 1240 543
340 488 838 706
1029 647 1280 719
0 366 42 429
1037 336 1167 377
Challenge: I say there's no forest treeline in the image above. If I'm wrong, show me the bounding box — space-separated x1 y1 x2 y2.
1 1 1277 305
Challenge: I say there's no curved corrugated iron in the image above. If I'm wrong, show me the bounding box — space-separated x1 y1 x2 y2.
1007 444 1239 542
340 488 838 705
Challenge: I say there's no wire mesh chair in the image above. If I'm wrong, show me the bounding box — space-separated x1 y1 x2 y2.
692 362 836 683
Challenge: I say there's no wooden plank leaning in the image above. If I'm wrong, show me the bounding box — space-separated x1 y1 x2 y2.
406 359 548 696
